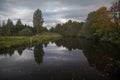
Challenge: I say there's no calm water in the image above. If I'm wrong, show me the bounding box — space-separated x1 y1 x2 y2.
0 38 120 80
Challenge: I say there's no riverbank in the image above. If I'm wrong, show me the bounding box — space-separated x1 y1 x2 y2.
0 32 61 49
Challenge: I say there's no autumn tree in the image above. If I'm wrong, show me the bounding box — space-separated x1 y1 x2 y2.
92 7 112 38
110 0 120 24
33 9 44 33
82 7 112 39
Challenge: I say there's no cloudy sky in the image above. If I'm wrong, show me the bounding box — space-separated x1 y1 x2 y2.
0 0 113 28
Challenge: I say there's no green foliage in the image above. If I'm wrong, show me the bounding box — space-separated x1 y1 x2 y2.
81 11 96 38
18 28 33 36
0 18 41 36
13 19 25 35
81 7 112 39
0 36 29 49
0 28 4 36
80 3 120 45
0 33 61 49
4 19 14 36
33 9 44 33
49 20 84 37
0 5 120 45
101 0 120 44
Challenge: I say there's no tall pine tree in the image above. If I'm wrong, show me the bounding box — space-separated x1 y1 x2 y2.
33 9 44 33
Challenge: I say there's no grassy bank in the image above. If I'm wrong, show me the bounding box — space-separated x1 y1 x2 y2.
0 32 61 49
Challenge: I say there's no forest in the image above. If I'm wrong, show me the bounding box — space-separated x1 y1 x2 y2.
0 0 120 44
50 0 120 44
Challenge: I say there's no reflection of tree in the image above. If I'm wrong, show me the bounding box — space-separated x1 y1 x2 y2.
54 38 120 80
81 39 120 80
54 38 82 51
0 43 46 65
0 45 26 56
17 49 23 55
44 42 49 47
34 44 44 64
17 47 26 56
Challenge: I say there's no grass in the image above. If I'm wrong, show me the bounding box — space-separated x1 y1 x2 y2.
0 32 61 49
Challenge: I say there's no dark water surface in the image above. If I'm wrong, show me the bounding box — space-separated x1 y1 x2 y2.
0 38 120 80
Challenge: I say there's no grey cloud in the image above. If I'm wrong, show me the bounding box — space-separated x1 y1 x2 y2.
60 0 113 6
0 0 113 28
0 0 7 11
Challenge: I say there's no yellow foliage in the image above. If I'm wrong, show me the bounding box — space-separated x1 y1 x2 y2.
91 6 112 36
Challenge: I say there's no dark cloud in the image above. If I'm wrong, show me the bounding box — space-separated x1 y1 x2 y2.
0 0 7 11
0 0 113 28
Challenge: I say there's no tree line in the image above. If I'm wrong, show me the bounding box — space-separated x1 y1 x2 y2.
0 9 48 36
50 0 120 44
0 0 120 44
49 20 84 37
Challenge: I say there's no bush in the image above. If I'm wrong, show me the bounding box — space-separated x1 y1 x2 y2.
19 28 33 36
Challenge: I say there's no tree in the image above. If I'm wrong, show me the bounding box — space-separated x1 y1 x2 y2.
81 11 96 38
33 9 44 33
104 0 120 43
49 20 83 37
18 28 33 36
16 19 22 26
65 20 83 37
110 0 120 24
81 7 112 39
92 7 112 38
15 19 25 35
41 27 48 32
34 45 44 64
6 19 14 35
3 19 14 36
0 27 4 36
49 27 55 32
0 20 6 36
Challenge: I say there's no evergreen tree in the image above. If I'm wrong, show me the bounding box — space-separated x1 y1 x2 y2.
15 19 25 35
4 19 14 36
33 9 44 33
6 19 14 35
16 19 22 26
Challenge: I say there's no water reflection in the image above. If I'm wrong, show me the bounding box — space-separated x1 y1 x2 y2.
0 38 120 80
34 44 44 64
0 43 45 65
54 38 120 80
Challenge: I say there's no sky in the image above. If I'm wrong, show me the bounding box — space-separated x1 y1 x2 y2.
0 0 113 29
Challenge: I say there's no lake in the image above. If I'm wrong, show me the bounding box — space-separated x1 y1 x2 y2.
0 38 120 80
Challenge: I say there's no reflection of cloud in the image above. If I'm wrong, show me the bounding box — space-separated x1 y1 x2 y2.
0 55 8 60
11 49 34 61
45 56 69 61
43 42 67 54
43 42 88 63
